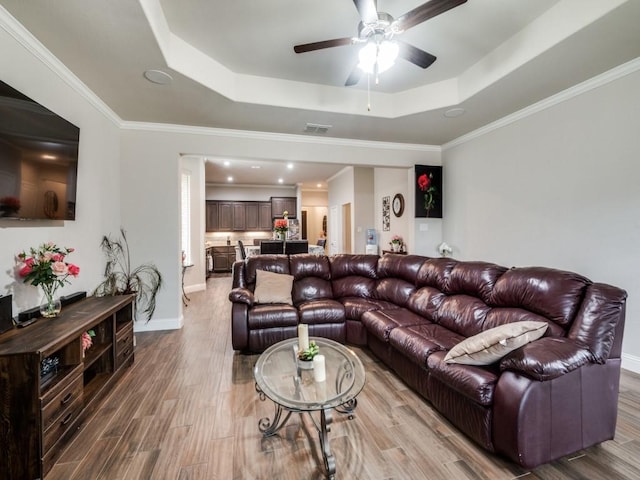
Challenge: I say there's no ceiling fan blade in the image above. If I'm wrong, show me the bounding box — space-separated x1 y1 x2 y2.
353 0 378 24
397 41 437 69
294 38 353 54
345 66 363 87
395 0 467 32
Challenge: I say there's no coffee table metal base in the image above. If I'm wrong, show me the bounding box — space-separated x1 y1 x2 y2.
255 383 358 480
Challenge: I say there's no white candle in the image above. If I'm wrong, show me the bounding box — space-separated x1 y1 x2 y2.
298 324 309 352
313 354 326 382
315 380 327 400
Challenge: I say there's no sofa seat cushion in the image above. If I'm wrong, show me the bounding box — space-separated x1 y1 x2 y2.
361 308 428 342
247 304 299 329
339 297 399 320
389 323 465 367
427 351 498 406
298 299 346 325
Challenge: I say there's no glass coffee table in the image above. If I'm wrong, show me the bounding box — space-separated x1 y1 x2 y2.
254 337 366 479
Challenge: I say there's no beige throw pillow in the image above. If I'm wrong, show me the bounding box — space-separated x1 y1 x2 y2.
444 321 548 365
253 269 294 305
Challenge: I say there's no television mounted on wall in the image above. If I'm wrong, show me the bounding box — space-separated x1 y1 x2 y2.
0 79 80 221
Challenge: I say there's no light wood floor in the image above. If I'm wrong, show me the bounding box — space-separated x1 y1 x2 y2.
48 275 640 479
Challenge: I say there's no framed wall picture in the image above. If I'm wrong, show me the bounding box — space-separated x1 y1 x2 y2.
382 195 390 231
415 165 443 218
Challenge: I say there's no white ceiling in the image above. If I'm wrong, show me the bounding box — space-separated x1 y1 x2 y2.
2 0 640 188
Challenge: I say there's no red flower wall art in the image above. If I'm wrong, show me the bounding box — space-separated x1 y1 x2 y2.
415 165 442 218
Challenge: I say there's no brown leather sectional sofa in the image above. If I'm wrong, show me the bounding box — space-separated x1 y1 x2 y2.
229 253 627 469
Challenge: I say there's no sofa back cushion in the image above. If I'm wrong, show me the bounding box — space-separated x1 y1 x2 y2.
447 262 507 304
330 254 378 298
491 267 590 328
375 255 426 304
416 258 458 290
290 254 333 305
428 262 506 337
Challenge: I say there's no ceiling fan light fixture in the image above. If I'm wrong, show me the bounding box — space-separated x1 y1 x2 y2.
358 40 398 75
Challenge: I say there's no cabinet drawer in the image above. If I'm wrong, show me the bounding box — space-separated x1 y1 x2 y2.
41 373 83 432
42 395 84 453
116 325 134 369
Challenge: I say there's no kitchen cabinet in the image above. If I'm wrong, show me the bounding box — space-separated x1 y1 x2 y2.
206 201 219 231
259 202 272 230
271 196 297 218
212 246 236 272
245 202 259 230
232 202 246 230
218 202 233 230
205 200 273 232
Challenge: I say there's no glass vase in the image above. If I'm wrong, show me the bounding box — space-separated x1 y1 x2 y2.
40 284 62 318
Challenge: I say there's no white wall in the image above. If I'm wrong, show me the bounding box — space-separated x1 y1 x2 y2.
180 156 206 297
353 167 374 254
443 65 640 372
327 167 354 254
120 129 437 329
0 11 121 316
374 168 410 253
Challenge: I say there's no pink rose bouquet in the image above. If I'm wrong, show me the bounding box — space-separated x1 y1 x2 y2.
17 242 80 290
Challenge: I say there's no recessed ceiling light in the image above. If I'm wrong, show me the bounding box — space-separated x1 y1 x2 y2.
443 107 466 118
227 176 233 182
42 154 56 160
287 163 294 170
317 183 322 188
143 69 173 85
251 165 261 169
278 178 284 184
223 160 230 167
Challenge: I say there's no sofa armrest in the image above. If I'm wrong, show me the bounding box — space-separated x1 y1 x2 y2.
500 337 593 381
229 287 254 307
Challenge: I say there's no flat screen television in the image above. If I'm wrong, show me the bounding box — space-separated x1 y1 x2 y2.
0 79 79 220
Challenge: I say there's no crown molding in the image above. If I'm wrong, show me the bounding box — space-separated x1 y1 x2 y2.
120 121 440 152
0 6 121 126
443 55 640 151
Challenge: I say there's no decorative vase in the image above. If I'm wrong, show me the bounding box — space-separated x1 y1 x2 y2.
39 284 62 318
391 243 400 252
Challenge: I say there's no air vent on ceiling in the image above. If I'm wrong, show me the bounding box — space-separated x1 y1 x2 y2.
304 123 332 134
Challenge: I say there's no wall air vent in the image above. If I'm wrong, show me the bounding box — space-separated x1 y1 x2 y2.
304 123 332 134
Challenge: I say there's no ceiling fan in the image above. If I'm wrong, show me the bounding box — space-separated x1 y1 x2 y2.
293 0 468 86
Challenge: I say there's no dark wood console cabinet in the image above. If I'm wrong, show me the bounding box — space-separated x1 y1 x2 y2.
0 295 135 479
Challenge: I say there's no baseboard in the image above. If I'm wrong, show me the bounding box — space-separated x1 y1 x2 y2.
133 316 183 332
622 353 640 375
185 283 206 294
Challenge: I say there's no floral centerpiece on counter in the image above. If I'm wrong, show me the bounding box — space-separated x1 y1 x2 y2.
17 242 80 318
274 218 289 239
417 172 437 217
389 235 404 252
